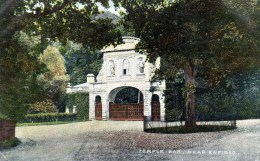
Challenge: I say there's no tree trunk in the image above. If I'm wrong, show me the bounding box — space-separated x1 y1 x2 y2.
184 63 197 127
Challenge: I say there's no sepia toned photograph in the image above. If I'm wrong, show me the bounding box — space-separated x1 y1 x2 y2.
0 0 259 160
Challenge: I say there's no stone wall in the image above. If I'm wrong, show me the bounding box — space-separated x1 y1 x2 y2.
0 120 15 141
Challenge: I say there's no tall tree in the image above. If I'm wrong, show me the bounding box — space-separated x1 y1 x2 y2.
0 0 121 48
0 0 121 120
116 0 259 126
0 32 45 120
61 42 102 86
38 46 68 110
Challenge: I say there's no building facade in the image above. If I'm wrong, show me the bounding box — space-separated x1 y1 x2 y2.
67 37 166 121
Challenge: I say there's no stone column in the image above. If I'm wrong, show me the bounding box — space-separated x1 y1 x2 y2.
73 106 76 113
143 90 152 118
88 84 95 120
101 92 109 121
87 74 95 83
160 94 165 121
65 106 70 113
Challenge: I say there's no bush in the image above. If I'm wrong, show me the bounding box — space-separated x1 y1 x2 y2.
19 113 77 123
165 108 183 121
29 99 58 114
0 137 21 150
66 93 89 121
145 125 236 134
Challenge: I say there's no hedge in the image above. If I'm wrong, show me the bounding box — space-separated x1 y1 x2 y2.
19 113 77 123
66 92 89 121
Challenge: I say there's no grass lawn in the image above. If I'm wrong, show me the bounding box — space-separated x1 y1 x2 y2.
16 120 88 127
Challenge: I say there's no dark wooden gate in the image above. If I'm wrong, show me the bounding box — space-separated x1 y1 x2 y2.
151 101 160 121
109 102 144 121
95 102 102 120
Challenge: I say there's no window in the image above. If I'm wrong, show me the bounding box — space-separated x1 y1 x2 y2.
123 59 129 75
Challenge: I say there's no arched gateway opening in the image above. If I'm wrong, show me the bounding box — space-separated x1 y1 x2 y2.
109 87 144 120
151 94 161 121
95 95 102 120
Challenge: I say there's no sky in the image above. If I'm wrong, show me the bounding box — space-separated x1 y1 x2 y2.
96 1 125 16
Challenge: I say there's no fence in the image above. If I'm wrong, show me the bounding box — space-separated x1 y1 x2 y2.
144 114 236 133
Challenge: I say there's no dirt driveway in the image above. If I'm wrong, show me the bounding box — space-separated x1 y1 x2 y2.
1 120 259 161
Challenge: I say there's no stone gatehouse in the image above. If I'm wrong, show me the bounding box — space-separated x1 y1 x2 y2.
67 37 165 121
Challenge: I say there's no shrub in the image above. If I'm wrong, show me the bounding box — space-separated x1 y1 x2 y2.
66 93 89 121
165 108 183 121
145 125 236 134
19 113 77 123
0 137 21 150
29 99 58 114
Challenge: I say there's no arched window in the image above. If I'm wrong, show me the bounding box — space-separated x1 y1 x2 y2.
123 59 129 75
137 57 144 73
108 60 115 76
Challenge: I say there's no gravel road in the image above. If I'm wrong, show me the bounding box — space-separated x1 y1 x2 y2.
0 120 259 161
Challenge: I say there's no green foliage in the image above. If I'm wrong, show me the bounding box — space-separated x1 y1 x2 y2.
197 70 260 120
165 108 183 122
61 42 102 85
0 32 46 120
39 46 68 81
114 87 143 103
164 79 185 121
17 121 77 126
29 99 58 114
66 93 89 120
0 137 21 150
19 113 77 123
120 0 259 83
0 0 121 49
37 45 68 110
117 0 259 125
145 125 236 134
0 0 121 120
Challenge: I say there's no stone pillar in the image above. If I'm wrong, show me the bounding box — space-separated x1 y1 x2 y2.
73 106 76 113
143 90 152 117
65 106 70 113
87 74 95 83
66 83 72 93
88 84 95 120
102 92 109 121
160 94 165 121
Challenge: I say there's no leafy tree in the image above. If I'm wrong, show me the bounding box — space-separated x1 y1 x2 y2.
29 99 58 114
114 87 143 104
0 0 121 120
116 0 259 126
0 0 121 48
61 42 102 86
0 32 45 120
38 46 68 111
197 70 260 120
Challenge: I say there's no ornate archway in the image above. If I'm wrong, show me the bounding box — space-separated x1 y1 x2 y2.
108 87 144 120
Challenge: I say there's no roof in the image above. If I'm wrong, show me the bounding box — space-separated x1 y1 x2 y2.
101 36 140 53
66 82 89 93
73 82 89 88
